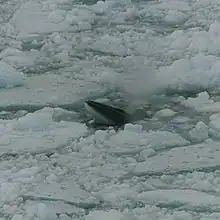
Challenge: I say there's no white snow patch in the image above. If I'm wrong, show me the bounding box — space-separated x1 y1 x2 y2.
13 166 40 179
65 7 96 27
96 183 138 203
156 22 220 93
155 108 177 117
181 91 220 113
25 181 97 204
0 23 18 38
189 30 209 53
26 203 48 220
156 54 220 92
207 21 220 56
48 9 66 24
172 116 192 124
0 74 90 106
139 131 189 150
130 141 220 177
22 200 81 220
153 1 191 11
209 113 220 138
0 182 22 203
0 61 24 88
141 148 156 159
164 10 188 25
188 121 209 142
86 210 123 220
138 189 220 209
1 49 43 69
12 107 54 131
90 34 128 57
105 124 189 155
10 1 70 39
118 57 158 99
90 1 113 15
0 109 87 156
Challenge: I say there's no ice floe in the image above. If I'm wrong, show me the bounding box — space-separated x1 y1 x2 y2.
2 0 220 220
0 61 24 88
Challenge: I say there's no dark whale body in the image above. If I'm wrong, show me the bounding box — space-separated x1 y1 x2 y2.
84 100 132 126
84 100 150 126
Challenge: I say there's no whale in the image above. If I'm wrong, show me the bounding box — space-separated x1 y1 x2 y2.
84 100 132 126
84 100 150 126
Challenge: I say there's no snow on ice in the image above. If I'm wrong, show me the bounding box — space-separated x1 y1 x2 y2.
1 0 220 220
0 61 24 88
